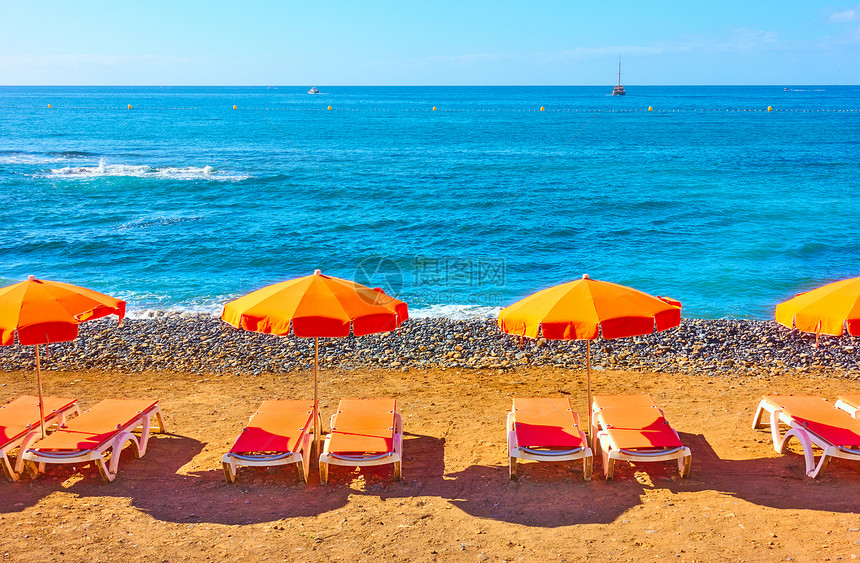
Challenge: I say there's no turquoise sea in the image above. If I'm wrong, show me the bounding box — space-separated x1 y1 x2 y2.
1 86 859 320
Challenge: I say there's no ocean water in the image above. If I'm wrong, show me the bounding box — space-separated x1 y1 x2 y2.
1 85 859 320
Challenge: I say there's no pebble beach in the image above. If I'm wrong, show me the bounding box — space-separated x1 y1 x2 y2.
2 314 857 379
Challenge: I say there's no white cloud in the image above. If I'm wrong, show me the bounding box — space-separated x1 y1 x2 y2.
828 5 860 23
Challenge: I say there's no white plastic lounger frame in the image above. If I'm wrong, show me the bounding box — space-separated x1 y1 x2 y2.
506 411 593 481
223 448 312 483
834 396 860 420
594 438 691 481
0 399 80 482
23 402 165 483
752 397 860 478
318 408 403 485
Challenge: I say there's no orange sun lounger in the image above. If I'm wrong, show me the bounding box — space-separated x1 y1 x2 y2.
591 394 692 481
834 394 860 420
507 397 593 480
319 398 402 485
222 400 316 484
752 395 860 478
1 396 80 481
22 399 165 483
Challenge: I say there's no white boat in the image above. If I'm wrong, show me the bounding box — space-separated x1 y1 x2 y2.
308 87 320 94
612 59 626 96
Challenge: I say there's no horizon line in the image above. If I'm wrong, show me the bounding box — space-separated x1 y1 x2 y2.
1 84 859 88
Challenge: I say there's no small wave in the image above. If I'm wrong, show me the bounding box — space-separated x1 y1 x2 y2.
409 304 501 320
48 150 100 158
117 215 205 230
45 159 251 181
0 153 72 165
123 303 501 321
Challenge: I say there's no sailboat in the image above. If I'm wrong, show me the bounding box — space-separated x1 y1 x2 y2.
612 58 626 96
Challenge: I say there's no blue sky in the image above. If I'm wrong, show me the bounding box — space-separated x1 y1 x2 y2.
1 1 859 85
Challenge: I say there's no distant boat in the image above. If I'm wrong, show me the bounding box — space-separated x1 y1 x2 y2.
612 59 626 96
308 87 320 94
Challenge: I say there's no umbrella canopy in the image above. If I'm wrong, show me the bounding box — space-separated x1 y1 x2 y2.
221 269 408 455
0 275 126 437
0 276 125 345
498 274 681 443
775 276 860 341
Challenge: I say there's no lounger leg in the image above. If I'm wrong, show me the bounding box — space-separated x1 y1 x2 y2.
136 416 153 457
97 456 116 483
319 461 329 485
752 402 771 430
583 454 593 481
679 451 692 478
781 428 823 478
809 454 831 479
1 451 17 482
223 461 238 484
507 429 518 480
393 460 401 481
299 433 312 483
602 448 615 480
152 407 167 434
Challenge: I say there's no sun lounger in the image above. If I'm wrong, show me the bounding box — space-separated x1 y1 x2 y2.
591 394 692 481
22 399 165 483
319 398 402 485
507 397 593 480
1 396 80 481
222 400 316 484
834 394 860 420
752 395 860 478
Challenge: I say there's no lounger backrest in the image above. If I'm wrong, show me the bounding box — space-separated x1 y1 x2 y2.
592 394 657 410
0 396 78 445
229 400 314 455
594 394 684 450
764 395 860 447
837 394 860 410
29 399 158 451
512 397 585 449
327 398 396 455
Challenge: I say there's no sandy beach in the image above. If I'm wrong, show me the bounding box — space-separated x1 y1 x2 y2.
1 359 858 562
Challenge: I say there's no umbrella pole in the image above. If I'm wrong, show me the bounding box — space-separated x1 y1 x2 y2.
314 337 320 458
586 340 592 450
35 344 46 439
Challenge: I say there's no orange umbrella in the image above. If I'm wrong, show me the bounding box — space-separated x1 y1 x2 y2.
222 269 408 453
498 274 681 439
0 275 126 436
775 276 860 345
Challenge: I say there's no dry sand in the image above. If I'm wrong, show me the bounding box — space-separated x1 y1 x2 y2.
0 366 858 562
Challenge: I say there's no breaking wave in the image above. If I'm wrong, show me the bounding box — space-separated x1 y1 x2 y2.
45 159 251 181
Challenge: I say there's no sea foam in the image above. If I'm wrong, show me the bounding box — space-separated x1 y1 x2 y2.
46 159 250 181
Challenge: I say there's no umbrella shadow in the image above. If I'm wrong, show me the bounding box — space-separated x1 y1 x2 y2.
0 431 200 513
663 432 860 513
323 431 446 494
440 462 646 527
130 438 351 525
347 431 647 527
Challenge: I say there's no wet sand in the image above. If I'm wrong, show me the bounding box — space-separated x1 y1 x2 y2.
0 365 858 562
